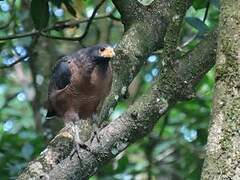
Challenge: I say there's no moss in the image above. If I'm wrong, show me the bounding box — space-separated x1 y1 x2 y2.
201 0 240 179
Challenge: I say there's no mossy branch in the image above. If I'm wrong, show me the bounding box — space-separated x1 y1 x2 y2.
18 32 216 179
18 0 216 179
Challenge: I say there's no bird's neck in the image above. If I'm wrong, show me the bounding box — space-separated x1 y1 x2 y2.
96 60 109 74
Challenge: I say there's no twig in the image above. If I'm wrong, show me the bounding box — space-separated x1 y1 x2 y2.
203 1 210 23
0 55 29 69
155 147 176 162
0 0 110 41
27 35 43 131
0 31 39 41
0 34 39 69
40 0 106 41
45 13 120 31
0 92 19 110
0 0 16 30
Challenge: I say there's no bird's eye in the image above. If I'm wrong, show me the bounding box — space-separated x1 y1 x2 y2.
100 47 105 52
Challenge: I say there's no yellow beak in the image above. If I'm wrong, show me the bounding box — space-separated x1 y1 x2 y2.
100 47 115 58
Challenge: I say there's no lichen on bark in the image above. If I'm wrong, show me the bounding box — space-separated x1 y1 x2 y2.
201 0 240 179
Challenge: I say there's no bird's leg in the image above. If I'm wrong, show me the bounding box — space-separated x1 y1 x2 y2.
90 113 101 143
73 120 91 150
65 120 91 159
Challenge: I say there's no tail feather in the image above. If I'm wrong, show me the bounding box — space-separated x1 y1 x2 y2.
46 110 56 119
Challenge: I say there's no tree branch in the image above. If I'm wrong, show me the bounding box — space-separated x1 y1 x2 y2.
17 0 216 179
0 55 29 69
0 0 116 41
201 1 240 179
18 32 217 180
112 0 145 26
100 0 191 121
0 31 39 41
39 0 106 41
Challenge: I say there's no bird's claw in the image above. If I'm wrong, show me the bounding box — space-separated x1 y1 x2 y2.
90 130 101 143
70 141 91 160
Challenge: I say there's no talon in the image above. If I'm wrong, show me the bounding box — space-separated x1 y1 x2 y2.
94 130 101 142
68 121 92 160
90 113 102 144
93 131 100 142
90 129 101 143
70 141 91 160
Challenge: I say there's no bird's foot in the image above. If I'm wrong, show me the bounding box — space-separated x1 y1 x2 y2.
90 114 102 143
70 139 91 160
68 120 93 160
90 128 101 143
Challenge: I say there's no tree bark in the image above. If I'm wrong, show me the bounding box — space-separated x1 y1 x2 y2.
201 1 240 179
17 0 218 179
17 33 216 180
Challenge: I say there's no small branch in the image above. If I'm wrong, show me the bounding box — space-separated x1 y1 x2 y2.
0 55 29 69
203 1 210 23
0 34 40 70
0 31 39 41
26 36 42 131
0 92 19 110
45 13 120 32
100 0 191 122
0 0 117 42
39 0 106 41
74 0 106 42
155 147 176 162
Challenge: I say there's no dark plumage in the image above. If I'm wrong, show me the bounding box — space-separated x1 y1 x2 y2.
46 44 115 154
47 44 114 121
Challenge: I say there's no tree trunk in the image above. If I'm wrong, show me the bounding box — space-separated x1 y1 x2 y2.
201 0 240 179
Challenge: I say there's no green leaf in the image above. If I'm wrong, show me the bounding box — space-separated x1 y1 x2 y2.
30 0 49 30
185 17 209 33
192 0 208 10
62 0 77 17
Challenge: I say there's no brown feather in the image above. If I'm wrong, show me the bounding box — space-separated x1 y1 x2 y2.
47 45 113 123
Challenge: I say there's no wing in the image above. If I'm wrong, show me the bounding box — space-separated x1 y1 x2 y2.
51 58 71 90
46 57 72 118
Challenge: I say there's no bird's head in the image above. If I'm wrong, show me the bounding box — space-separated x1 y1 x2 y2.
88 44 115 62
